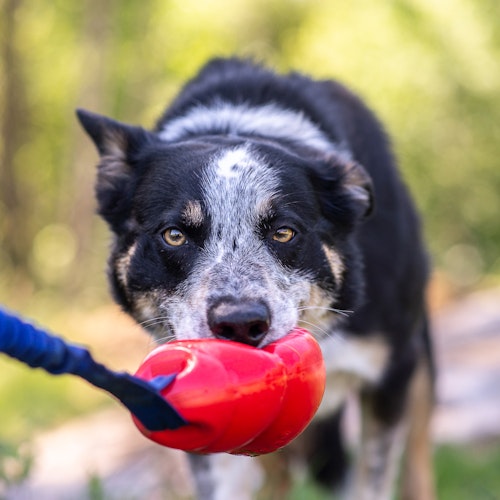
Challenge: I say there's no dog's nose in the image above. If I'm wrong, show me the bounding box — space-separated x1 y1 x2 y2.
208 299 270 347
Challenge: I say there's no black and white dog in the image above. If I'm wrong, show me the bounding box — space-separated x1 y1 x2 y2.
77 58 434 500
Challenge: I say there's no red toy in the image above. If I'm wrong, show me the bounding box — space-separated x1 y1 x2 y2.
133 328 325 455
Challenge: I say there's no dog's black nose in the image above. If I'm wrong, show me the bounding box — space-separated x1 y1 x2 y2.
208 299 270 347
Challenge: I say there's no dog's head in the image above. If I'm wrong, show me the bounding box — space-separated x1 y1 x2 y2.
77 109 372 346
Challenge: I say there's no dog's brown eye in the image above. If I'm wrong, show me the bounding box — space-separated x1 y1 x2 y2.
272 227 295 243
163 228 187 247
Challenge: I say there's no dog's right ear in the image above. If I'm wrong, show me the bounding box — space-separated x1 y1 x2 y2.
76 109 152 232
76 108 151 157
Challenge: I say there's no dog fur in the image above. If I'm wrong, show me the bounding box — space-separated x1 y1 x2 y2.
77 58 435 500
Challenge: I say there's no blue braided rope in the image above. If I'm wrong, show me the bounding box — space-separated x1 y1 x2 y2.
0 308 186 431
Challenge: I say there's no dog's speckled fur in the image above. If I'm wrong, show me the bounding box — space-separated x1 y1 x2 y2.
77 58 434 500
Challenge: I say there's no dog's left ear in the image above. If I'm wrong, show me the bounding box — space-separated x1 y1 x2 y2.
310 154 374 228
341 160 374 219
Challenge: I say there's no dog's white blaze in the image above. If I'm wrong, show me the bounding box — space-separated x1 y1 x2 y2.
206 146 276 283
158 102 339 154
206 145 272 262
204 145 278 257
215 147 248 179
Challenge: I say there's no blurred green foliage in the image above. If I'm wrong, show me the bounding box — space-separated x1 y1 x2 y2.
1 2 499 493
1 0 499 312
435 444 500 499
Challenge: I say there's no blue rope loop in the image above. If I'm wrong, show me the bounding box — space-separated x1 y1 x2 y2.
0 308 186 431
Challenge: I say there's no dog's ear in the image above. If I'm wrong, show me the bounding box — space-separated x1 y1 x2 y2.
310 154 374 230
76 109 152 156
76 109 152 232
341 160 374 219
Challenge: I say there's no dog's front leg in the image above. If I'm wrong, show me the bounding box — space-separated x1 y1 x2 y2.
349 397 407 500
187 453 264 500
348 345 436 500
348 351 416 500
348 346 435 500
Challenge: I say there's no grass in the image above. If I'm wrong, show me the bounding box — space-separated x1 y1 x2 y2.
0 357 106 440
435 444 500 500
0 359 108 493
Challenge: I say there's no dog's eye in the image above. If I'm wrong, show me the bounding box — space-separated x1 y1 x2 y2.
272 227 295 243
162 227 187 247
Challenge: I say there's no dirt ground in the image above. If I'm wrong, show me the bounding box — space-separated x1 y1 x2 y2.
5 287 500 499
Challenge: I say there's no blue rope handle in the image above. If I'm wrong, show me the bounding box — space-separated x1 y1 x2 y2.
0 308 186 431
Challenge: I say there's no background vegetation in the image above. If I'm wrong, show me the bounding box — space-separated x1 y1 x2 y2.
1 0 499 496
1 0 500 309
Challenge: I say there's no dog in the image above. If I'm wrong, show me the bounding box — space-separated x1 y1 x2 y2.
77 58 435 500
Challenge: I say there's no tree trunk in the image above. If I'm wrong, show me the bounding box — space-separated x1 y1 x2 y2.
0 0 31 275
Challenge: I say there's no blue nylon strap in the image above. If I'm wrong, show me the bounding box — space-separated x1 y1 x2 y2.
0 308 186 431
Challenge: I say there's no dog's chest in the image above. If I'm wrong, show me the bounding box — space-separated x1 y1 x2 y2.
317 332 390 416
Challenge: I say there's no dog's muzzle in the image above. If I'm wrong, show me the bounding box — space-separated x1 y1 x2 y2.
207 298 270 346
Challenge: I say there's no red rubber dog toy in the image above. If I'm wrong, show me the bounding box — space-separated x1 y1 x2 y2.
133 328 325 455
